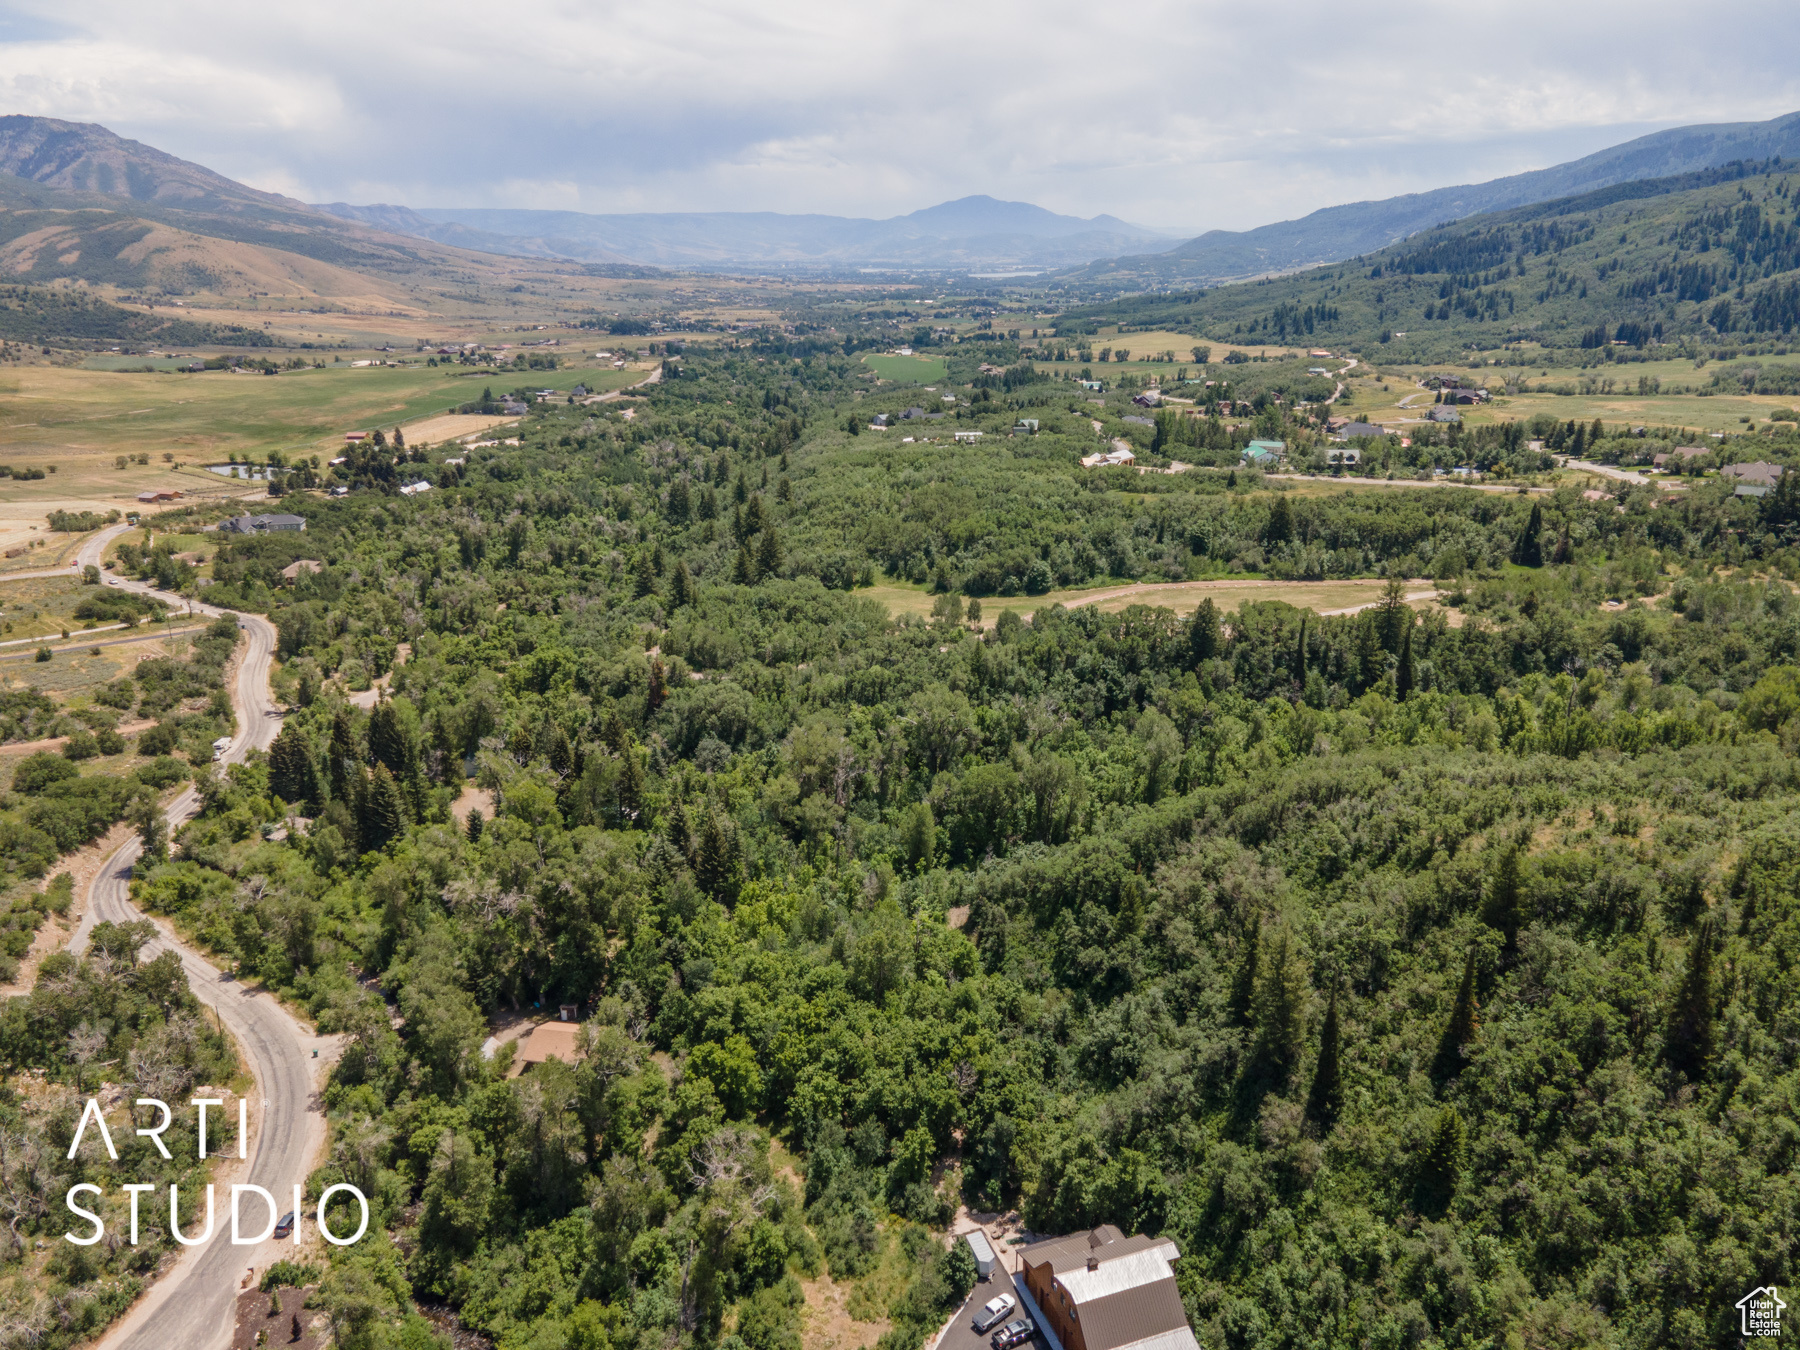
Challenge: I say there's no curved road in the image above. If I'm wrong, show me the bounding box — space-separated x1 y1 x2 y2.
36 525 324 1350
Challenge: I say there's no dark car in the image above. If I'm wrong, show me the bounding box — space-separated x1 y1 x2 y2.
993 1318 1035 1349
273 1211 295 1240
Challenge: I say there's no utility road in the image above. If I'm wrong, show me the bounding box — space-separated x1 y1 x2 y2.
30 524 327 1350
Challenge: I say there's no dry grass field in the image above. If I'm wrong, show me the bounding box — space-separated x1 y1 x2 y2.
863 576 1442 625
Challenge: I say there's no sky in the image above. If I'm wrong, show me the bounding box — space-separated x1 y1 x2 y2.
0 0 1798 235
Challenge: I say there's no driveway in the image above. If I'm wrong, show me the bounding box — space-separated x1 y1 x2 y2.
938 1263 1045 1350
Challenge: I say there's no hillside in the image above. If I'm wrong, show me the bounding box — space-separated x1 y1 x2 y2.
316 194 1175 269
1075 109 1800 287
0 283 271 346
1058 159 1800 361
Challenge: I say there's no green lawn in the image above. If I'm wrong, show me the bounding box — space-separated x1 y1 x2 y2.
862 353 948 384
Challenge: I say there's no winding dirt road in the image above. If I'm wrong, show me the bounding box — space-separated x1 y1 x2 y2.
26 525 331 1350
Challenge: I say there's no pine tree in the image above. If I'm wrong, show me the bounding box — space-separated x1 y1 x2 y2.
648 658 668 714
1227 921 1261 1027
1414 1107 1466 1215
465 808 484 843
268 723 320 811
363 763 407 852
1432 949 1480 1081
671 561 694 608
668 477 691 522
1355 615 1385 691
1189 598 1220 666
1253 925 1310 1078
1664 918 1717 1080
368 700 411 780
1589 416 1605 446
1304 989 1343 1130
632 552 658 598
756 527 783 580
1265 494 1293 546
1511 502 1545 567
1292 614 1308 682
1481 846 1527 945
733 545 754 585
666 800 693 861
694 810 733 895
1396 621 1416 700
329 707 358 803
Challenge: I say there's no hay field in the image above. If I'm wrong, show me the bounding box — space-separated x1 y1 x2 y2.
862 354 949 383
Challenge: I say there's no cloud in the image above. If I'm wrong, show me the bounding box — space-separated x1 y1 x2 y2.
0 0 1797 233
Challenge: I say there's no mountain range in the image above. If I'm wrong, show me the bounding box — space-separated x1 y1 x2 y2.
1075 110 1800 287
310 197 1175 270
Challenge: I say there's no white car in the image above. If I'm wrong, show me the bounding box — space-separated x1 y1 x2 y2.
973 1294 1016 1333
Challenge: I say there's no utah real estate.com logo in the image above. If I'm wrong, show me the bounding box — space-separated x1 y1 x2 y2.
1737 1286 1786 1339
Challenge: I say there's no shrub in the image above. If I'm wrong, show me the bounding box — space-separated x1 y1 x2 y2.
62 731 100 762
12 752 77 795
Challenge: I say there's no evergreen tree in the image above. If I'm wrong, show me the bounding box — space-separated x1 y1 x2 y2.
465 808 484 843
1550 526 1574 565
1481 846 1527 945
1414 1107 1466 1215
1396 621 1416 700
733 546 754 585
671 561 694 608
329 707 358 803
268 723 320 811
618 745 645 825
1304 988 1343 1130
1376 575 1409 652
1227 921 1261 1027
666 800 693 861
694 810 733 895
1432 949 1480 1081
1189 598 1220 666
363 763 407 852
1664 918 1717 1080
756 527 783 580
632 552 658 598
1292 614 1308 683
1253 925 1310 1078
368 699 412 780
648 658 668 714
1589 416 1605 446
1355 615 1385 691
1265 494 1293 546
668 478 692 522
1511 502 1545 567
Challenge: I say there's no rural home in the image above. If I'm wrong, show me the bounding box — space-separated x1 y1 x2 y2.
1335 422 1388 439
1013 419 1039 435
220 513 306 535
954 430 984 443
136 490 182 503
1016 1225 1200 1350
508 1021 585 1078
1131 391 1161 407
1652 446 1711 471
1721 461 1785 488
1428 406 1461 424
1241 439 1285 464
1441 387 1490 404
1080 448 1136 468
1326 447 1360 465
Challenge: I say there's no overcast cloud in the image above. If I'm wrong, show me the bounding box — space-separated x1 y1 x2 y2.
0 0 1797 235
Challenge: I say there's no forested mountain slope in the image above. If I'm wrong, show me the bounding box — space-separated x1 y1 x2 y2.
1063 159 1800 363
7 341 1798 1350
1074 109 1800 287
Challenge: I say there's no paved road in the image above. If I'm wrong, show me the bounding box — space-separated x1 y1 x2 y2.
58 526 324 1350
1562 457 1652 486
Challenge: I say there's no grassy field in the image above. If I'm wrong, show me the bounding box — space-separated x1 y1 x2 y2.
861 576 1437 625
862 354 948 383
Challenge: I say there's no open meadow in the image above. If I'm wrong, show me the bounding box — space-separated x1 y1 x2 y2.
862 352 948 383
860 575 1442 625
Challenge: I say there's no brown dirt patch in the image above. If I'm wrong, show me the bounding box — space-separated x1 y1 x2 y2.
449 785 494 827
801 1273 888 1350
232 1282 329 1350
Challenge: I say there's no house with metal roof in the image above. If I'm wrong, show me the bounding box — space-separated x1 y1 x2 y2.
1241 440 1285 464
1016 1225 1199 1350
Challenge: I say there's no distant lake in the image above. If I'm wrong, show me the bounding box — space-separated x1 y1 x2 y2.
205 464 270 480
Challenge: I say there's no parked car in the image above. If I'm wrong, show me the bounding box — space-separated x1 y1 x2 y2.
972 1294 1016 1332
273 1211 295 1239
993 1318 1035 1349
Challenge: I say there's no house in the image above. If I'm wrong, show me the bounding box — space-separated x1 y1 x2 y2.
1652 446 1711 470
221 513 306 535
899 407 926 420
1123 415 1154 427
501 399 529 416
1242 440 1286 464
870 414 891 428
572 384 588 397
345 432 370 444
1335 422 1389 439
954 430 984 443
1080 448 1136 468
1442 387 1489 404
1013 419 1040 435
1309 349 1331 358
1307 367 1328 376
329 486 350 497
136 490 181 503
1131 391 1161 407
1078 380 1105 391
399 481 432 496
508 1021 585 1078
1016 1226 1200 1350
1428 406 1461 424
1327 447 1360 465
1722 461 1785 488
